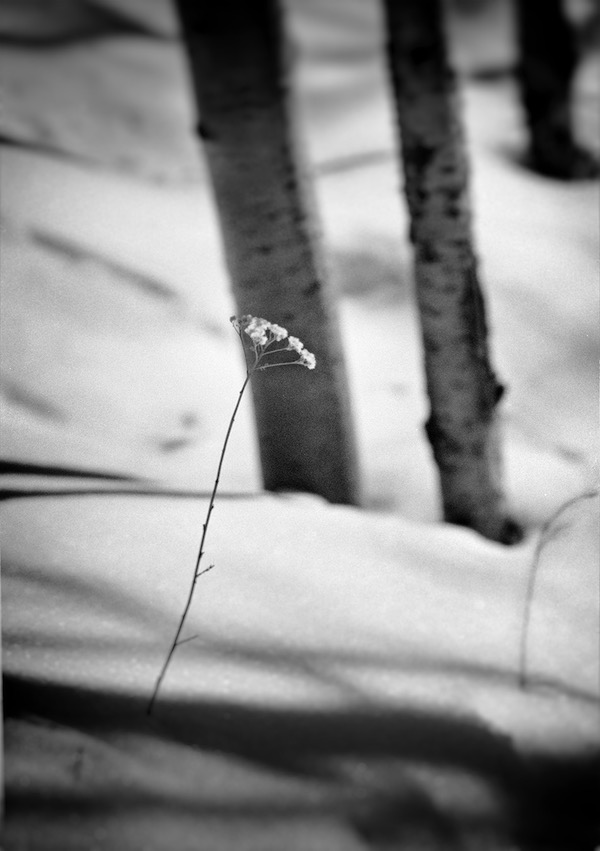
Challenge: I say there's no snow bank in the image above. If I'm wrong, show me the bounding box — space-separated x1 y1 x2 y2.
3 489 598 744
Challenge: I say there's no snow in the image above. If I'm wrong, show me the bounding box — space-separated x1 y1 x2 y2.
4 491 598 717
1 2 599 848
3 488 599 848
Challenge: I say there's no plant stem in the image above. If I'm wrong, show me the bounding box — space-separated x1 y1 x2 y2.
147 371 251 715
518 490 597 689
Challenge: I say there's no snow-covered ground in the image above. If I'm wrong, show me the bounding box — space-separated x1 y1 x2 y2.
1 1 599 849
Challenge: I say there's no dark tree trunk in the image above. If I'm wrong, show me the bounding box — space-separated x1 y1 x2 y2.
514 0 598 179
174 0 360 505
382 0 520 543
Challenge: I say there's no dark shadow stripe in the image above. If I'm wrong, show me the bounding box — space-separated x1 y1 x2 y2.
0 483 258 501
0 461 139 480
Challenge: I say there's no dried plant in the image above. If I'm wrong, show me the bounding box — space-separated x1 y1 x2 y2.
147 316 316 714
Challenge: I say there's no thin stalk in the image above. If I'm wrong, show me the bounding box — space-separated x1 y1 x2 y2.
147 371 251 715
517 528 546 689
518 489 597 689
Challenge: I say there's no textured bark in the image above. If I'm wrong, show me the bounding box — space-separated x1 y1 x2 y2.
382 0 520 542
514 0 598 179
174 0 359 504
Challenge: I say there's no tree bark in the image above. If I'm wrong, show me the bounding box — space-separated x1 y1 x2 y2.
514 0 598 179
174 0 360 505
382 0 520 542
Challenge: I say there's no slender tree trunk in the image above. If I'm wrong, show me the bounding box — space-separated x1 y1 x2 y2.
382 0 520 542
174 0 360 505
514 0 598 179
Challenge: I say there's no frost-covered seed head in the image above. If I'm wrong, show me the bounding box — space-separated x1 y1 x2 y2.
301 350 316 370
232 315 289 347
243 317 269 346
230 315 315 369
270 323 288 341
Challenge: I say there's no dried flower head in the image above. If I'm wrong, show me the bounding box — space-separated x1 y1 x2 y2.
149 315 317 714
230 315 316 370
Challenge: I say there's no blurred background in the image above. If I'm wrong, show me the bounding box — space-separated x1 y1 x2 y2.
1 0 598 522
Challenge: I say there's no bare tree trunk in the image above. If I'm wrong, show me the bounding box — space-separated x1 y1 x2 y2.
174 0 360 505
382 0 520 542
514 0 598 179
